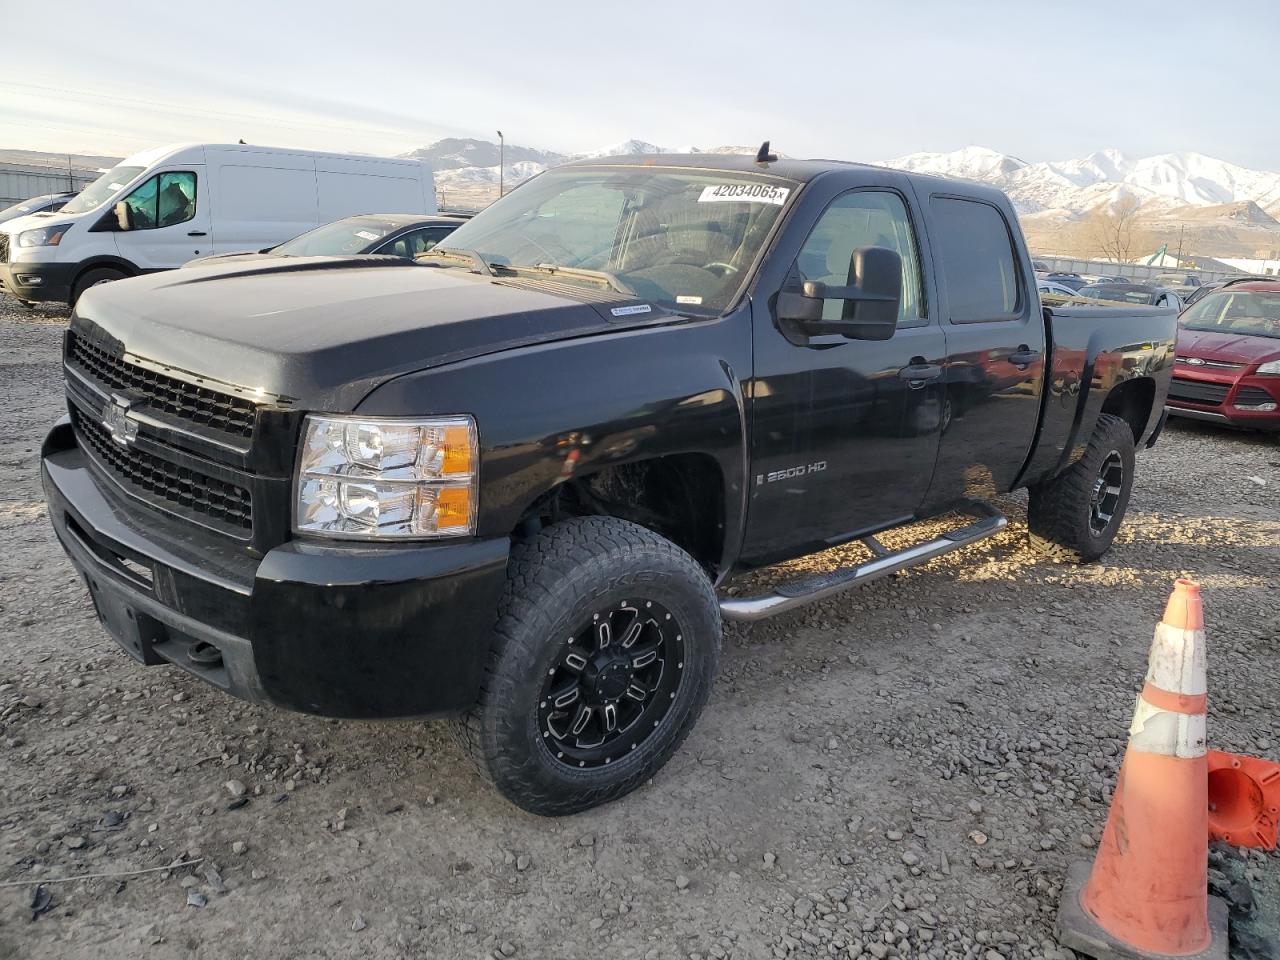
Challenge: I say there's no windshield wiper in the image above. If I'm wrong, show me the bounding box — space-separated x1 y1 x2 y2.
416 247 494 276
493 262 635 296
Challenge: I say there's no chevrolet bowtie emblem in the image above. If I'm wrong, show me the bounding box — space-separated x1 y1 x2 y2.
102 394 138 446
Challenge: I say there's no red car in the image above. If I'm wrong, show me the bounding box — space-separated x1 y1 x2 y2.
1167 278 1280 431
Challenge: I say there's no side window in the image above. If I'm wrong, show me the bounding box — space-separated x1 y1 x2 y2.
121 171 196 230
930 197 1020 323
794 190 924 325
121 175 159 230
157 172 197 227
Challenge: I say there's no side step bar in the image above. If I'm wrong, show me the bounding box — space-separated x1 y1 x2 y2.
719 504 1007 623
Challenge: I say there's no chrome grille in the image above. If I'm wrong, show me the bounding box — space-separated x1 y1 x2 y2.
1175 356 1242 370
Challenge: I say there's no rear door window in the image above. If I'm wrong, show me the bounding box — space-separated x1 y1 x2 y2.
930 197 1021 323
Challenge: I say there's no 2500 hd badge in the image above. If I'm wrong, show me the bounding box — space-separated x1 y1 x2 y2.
757 461 828 484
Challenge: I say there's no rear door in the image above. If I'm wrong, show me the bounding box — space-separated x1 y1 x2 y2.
742 172 947 563
918 193 1046 511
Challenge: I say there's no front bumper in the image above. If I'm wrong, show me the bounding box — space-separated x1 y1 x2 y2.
0 259 74 303
1166 369 1280 431
41 417 511 718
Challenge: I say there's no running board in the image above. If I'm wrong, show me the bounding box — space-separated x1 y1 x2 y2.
719 505 1008 623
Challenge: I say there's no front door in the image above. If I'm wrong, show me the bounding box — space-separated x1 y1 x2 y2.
742 183 946 564
113 168 211 268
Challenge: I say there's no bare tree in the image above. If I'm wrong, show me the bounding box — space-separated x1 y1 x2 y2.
1085 194 1144 262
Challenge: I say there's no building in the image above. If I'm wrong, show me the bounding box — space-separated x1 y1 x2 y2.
0 150 121 207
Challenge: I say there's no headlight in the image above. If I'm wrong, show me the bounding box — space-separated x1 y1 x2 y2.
294 414 477 540
17 223 73 248
1257 359 1280 376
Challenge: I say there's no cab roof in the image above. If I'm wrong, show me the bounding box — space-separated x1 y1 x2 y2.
562 152 1013 203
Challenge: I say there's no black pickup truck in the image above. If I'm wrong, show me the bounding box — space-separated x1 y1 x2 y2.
41 153 1177 814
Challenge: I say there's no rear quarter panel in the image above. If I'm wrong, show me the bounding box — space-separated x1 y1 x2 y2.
1017 304 1176 486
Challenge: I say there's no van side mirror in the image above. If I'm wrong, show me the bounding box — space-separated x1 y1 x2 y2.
777 246 902 340
113 201 132 231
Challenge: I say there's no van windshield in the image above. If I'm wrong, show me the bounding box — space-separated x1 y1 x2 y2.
61 165 145 215
432 166 798 315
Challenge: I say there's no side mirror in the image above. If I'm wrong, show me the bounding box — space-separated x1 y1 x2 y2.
777 246 902 340
113 201 132 231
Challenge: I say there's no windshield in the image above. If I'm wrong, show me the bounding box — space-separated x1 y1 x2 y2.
273 218 403 256
434 166 798 315
1180 290 1280 340
60 165 145 215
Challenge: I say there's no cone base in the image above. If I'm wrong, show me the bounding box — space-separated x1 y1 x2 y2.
1057 862 1228 960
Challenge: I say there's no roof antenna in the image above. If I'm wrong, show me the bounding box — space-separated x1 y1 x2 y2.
238 139 246 144
755 140 778 165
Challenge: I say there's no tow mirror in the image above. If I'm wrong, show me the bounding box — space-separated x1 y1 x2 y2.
113 201 132 231
777 246 902 341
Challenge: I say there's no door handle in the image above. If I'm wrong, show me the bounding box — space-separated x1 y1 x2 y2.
899 361 942 383
1008 347 1041 366
187 230 207 237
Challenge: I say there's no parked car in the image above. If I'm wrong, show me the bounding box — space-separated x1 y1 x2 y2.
0 143 436 307
0 192 76 226
1031 259 1050 273
1077 283 1182 309
1037 280 1081 298
1043 272 1088 291
1182 279 1227 306
1154 273 1201 288
1166 277 1280 430
186 214 468 266
41 153 1177 815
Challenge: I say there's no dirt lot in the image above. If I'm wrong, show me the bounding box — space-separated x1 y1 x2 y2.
0 293 1276 960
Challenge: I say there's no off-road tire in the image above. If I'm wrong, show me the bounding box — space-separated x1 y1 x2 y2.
1027 413 1135 563
71 267 127 308
458 516 721 816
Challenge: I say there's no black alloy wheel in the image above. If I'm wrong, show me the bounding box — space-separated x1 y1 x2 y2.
537 599 684 769
1089 451 1125 536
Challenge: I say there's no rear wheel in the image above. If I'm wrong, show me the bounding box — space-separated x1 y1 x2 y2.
458 517 721 816
70 267 127 308
1027 413 1135 562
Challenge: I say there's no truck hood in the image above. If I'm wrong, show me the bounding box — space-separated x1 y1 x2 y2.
1177 328 1280 366
71 258 670 411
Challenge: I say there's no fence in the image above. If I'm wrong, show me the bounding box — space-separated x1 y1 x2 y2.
1031 255 1246 283
0 162 105 207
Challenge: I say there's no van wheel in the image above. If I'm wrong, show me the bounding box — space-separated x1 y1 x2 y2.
458 517 721 816
71 267 127 308
1027 413 1135 563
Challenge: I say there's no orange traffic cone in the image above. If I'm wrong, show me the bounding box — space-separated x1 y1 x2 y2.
1207 749 1280 850
1057 579 1228 960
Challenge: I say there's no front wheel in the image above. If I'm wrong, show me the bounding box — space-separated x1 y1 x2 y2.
458 517 721 816
1027 413 1135 562
70 267 127 308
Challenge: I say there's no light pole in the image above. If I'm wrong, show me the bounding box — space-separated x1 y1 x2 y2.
497 130 504 198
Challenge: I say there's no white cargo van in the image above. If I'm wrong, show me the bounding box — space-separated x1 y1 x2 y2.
0 143 436 307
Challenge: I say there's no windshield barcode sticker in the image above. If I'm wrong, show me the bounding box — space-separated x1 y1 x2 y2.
698 184 790 205
354 230 380 241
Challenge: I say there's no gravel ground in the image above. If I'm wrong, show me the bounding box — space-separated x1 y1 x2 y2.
0 292 1276 960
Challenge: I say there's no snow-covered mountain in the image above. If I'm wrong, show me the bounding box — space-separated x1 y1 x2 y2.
413 137 773 205
883 146 1280 219
415 136 1280 223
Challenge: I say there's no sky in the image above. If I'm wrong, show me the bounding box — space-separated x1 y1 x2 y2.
3 0 1278 170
